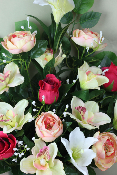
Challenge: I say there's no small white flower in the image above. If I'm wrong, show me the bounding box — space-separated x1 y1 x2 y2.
63 112 67 117
28 118 33 122
98 65 101 68
27 16 32 29
32 101 36 106
12 159 17 162
18 153 22 158
14 152 18 156
3 60 6 63
102 37 104 42
65 93 67 96
66 79 69 84
102 69 109 75
32 137 35 141
66 104 69 109
26 148 30 151
33 109 37 112
93 38 97 42
28 26 32 29
21 26 24 29
18 141 23 145
100 31 102 40
73 80 76 83
42 95 45 101
25 145 27 148
62 119 65 122
2 53 6 57
32 30 37 35
86 47 89 52
21 152 24 156
13 148 18 151
53 109 56 113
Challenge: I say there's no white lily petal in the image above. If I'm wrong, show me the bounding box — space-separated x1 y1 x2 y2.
81 78 99 90
0 102 13 115
75 149 96 166
83 137 98 149
79 61 89 72
78 69 87 83
114 100 117 119
33 0 49 6
61 137 72 158
8 73 24 87
48 142 58 167
31 139 46 156
69 127 85 150
20 155 36 174
92 112 111 127
85 101 99 113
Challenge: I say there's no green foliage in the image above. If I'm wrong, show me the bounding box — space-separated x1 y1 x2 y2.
15 20 40 40
73 0 94 14
62 36 71 55
87 166 96 175
30 40 48 59
23 135 34 149
79 11 101 28
0 161 11 174
60 12 73 24
64 163 80 175
72 90 89 101
43 57 55 77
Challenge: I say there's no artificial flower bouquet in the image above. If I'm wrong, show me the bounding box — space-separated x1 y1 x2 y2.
0 0 117 175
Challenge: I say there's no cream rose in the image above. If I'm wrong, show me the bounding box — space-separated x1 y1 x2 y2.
72 29 107 51
1 31 36 54
92 131 117 171
35 111 63 142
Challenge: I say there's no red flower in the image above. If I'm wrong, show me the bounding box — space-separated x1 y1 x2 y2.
39 74 61 104
102 62 117 91
0 131 16 160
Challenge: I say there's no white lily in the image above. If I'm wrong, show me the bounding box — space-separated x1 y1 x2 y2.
61 127 98 175
0 62 24 94
20 138 65 175
78 61 109 90
33 0 75 23
0 99 33 133
67 96 111 130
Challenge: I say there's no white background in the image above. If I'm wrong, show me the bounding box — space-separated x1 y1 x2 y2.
0 0 117 175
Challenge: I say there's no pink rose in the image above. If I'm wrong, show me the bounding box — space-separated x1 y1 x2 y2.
39 74 61 104
1 31 36 54
0 131 16 160
72 29 107 51
35 111 63 142
92 131 117 171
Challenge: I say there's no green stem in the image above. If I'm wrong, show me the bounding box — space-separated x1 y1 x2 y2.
35 104 45 118
25 61 34 97
81 47 86 59
71 14 78 34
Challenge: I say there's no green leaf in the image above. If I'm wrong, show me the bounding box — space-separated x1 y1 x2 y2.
0 161 11 174
15 129 24 137
64 163 80 175
59 84 73 102
11 165 30 175
63 122 72 133
15 20 40 40
43 57 55 77
30 40 48 59
107 98 114 118
60 12 73 24
54 22 72 52
28 15 50 38
88 89 105 100
87 166 96 175
73 0 94 14
105 81 114 92
72 90 89 101
79 11 101 28
62 36 71 55
23 135 34 150
49 13 56 47
32 59 43 79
